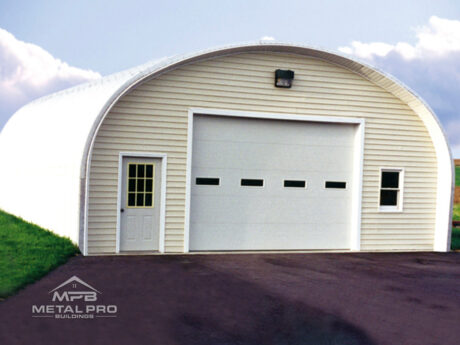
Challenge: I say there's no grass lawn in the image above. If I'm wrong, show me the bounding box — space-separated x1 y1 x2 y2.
0 209 79 299
453 204 460 250
453 166 460 250
456 166 460 187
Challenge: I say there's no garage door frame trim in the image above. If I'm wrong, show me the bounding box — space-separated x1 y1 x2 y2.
115 151 167 253
184 107 365 252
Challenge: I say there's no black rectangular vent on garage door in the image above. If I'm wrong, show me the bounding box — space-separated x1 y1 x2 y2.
284 180 306 188
325 181 347 189
241 179 264 187
196 177 220 185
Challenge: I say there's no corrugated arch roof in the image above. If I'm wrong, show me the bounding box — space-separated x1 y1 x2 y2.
0 42 453 253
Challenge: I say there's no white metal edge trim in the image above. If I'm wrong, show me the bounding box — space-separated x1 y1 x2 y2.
350 121 365 251
183 110 194 253
160 156 167 253
186 107 364 252
83 177 89 256
116 153 123 253
83 88 133 256
190 108 365 124
115 152 167 254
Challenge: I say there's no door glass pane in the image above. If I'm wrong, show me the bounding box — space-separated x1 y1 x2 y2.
146 164 153 178
136 193 144 207
145 193 153 207
129 164 136 178
128 179 136 192
137 179 145 192
137 164 145 178
128 193 136 207
146 179 153 192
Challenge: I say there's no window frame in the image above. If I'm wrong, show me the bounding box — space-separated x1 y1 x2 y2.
379 167 404 212
126 162 155 209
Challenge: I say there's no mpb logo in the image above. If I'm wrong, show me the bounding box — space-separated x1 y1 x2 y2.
32 275 117 319
50 276 100 302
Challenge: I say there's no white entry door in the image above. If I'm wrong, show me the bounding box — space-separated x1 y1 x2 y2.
190 114 357 251
120 157 162 251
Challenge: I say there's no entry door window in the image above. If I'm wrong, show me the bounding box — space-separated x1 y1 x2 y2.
127 163 155 208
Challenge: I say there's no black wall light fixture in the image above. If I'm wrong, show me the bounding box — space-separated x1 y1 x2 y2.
275 69 294 88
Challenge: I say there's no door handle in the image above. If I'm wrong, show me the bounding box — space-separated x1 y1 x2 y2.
120 208 124 213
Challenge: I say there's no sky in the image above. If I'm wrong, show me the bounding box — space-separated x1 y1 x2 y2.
1 0 460 156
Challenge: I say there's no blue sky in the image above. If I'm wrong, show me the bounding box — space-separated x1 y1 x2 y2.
1 1 460 155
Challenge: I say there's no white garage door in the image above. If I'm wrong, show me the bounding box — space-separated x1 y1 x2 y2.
189 114 357 251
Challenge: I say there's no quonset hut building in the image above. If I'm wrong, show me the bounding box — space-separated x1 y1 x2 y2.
0 43 454 255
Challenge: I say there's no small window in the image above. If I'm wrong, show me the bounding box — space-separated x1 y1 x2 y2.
126 163 155 208
380 169 403 211
325 181 346 189
241 179 264 187
284 180 306 188
196 177 220 185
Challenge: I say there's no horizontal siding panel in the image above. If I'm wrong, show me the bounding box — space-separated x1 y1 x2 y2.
363 161 436 168
136 84 411 110
88 240 116 247
360 225 435 230
361 244 433 249
177 63 386 88
95 136 187 147
88 248 116 254
122 94 419 117
87 51 437 254
114 99 421 123
94 143 187 153
165 247 184 253
105 118 189 130
157 74 399 100
88 234 116 241
361 234 434 239
197 57 370 78
170 67 383 91
98 131 187 142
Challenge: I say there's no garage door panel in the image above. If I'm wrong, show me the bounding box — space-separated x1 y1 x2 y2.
190 114 356 251
193 140 354 172
192 172 353 198
189 223 350 250
194 116 356 146
191 195 352 224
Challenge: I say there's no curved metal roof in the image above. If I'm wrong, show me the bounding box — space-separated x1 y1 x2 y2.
0 42 453 252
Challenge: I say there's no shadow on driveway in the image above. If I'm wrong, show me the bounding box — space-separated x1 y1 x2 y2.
1 252 459 345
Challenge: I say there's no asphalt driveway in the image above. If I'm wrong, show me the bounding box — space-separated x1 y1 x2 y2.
0 252 459 345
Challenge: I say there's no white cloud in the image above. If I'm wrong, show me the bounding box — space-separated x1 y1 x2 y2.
0 28 100 130
339 16 460 158
260 36 276 42
338 16 460 60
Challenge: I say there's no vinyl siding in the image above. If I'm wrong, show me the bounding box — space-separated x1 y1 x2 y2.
87 52 437 254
